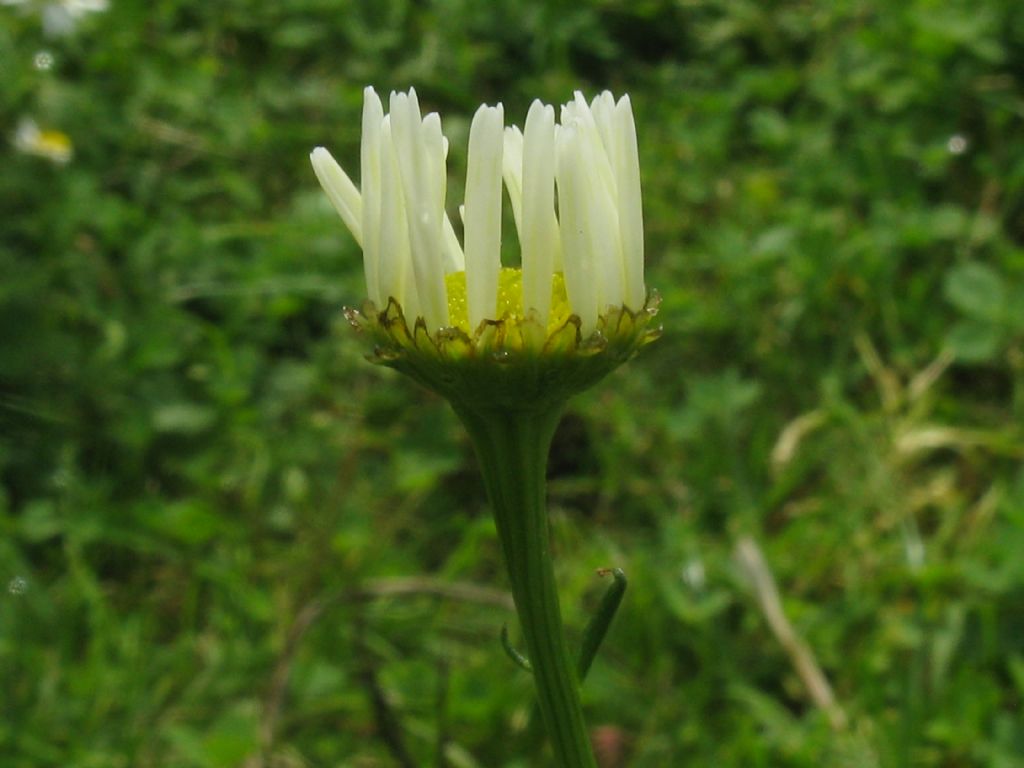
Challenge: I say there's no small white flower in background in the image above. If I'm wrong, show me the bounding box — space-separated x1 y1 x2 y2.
311 87 646 338
33 50 54 70
13 117 73 164
8 576 29 595
947 134 968 155
43 0 108 36
1 0 108 37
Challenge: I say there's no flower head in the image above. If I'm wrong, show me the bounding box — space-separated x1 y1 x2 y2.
2 0 109 37
13 117 72 164
312 87 659 408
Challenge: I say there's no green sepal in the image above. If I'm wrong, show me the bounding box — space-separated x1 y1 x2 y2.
343 291 661 410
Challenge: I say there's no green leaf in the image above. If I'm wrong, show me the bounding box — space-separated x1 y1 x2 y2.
17 500 63 542
143 499 223 546
944 263 1007 322
946 319 1003 363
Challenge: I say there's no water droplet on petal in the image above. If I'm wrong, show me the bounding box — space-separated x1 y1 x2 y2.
343 307 363 328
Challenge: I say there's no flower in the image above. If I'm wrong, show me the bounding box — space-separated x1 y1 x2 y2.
1 0 109 37
311 87 659 408
12 117 72 164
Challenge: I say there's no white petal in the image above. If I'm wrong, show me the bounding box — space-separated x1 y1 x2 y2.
464 103 504 330
310 147 363 247
390 89 448 329
614 95 645 308
501 126 524 236
442 213 465 273
360 87 384 305
562 93 624 309
576 121 624 309
560 95 582 125
589 90 616 153
377 117 419 318
570 91 618 202
521 100 558 324
555 122 598 334
423 111 447 216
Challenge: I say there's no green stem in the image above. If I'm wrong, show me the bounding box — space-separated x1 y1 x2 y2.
453 403 596 768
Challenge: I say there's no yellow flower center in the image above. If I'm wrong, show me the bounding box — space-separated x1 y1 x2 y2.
444 268 572 335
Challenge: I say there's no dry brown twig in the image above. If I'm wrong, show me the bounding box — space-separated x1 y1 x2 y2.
733 536 849 732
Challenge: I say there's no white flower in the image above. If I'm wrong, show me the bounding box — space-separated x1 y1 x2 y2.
12 117 72 164
2 0 110 37
311 87 645 338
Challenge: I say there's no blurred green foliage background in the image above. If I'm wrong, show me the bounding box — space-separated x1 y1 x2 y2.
2 0 1024 765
